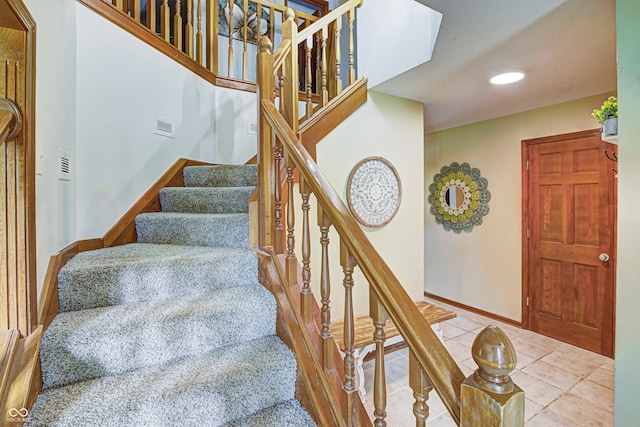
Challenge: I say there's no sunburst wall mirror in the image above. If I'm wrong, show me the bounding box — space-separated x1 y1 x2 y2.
428 162 491 233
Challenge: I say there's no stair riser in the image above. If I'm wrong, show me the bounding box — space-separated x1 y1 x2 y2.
57 249 258 312
136 213 249 248
41 286 276 389
159 187 254 214
184 165 258 188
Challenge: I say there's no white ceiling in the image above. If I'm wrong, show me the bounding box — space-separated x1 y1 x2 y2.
371 0 617 133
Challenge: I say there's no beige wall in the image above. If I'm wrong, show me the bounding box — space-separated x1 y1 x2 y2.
614 0 640 423
424 92 615 321
303 91 425 320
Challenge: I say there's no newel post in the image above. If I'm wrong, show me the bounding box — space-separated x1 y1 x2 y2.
257 37 275 249
461 326 524 427
281 8 299 132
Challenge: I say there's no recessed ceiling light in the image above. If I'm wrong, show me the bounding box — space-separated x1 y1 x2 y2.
490 70 525 85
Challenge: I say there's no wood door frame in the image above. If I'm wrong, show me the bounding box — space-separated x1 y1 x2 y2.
1 0 36 337
521 128 616 336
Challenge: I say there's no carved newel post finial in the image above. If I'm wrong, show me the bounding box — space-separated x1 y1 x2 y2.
285 7 296 22
258 36 273 54
461 326 525 427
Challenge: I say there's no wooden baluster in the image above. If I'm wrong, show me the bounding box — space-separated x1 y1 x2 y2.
257 37 274 249
269 8 275 44
160 0 170 42
242 0 248 80
227 0 235 77
410 350 433 427
334 15 342 96
257 5 263 48
347 8 356 85
461 326 524 426
281 8 298 132
146 0 157 33
274 139 285 254
186 0 195 57
285 155 297 286
300 178 313 323
305 36 313 120
174 0 183 50
341 240 357 425
320 26 328 107
205 0 218 73
196 0 203 63
114 0 124 12
319 207 334 370
370 292 389 427
131 0 141 22
315 33 321 95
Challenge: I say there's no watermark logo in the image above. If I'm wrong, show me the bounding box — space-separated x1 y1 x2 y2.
6 407 28 424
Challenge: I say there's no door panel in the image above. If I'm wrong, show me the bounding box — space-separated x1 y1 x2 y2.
525 129 616 357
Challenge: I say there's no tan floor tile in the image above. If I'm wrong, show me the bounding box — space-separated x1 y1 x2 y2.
522 360 582 391
586 366 614 389
440 322 467 339
526 398 543 422
600 357 615 372
443 339 474 364
426 413 457 427
569 379 614 412
549 394 614 426
452 331 477 348
425 391 449 420
511 371 563 406
511 336 556 359
384 355 409 383
540 350 601 378
518 329 565 350
490 321 525 339
516 352 537 370
526 408 578 427
557 343 611 365
446 315 486 332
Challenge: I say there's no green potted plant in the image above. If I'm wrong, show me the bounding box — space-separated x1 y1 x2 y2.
591 96 618 136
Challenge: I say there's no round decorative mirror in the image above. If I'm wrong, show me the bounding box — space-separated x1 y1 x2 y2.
428 162 491 233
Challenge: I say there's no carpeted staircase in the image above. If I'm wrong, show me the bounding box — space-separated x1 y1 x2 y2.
27 164 316 426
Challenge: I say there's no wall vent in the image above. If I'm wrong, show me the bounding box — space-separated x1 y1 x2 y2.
153 117 175 138
58 149 70 181
247 120 258 135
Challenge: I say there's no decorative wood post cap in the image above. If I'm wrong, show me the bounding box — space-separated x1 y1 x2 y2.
285 7 295 21
258 36 273 54
471 326 517 394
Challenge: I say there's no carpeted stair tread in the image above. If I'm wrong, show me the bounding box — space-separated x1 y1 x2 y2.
135 212 249 248
41 284 276 389
57 243 258 312
159 186 254 214
28 335 297 427
228 399 317 427
184 164 257 188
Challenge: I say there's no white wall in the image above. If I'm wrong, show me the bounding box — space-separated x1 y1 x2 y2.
213 86 258 164
357 0 441 88
310 91 424 320
24 0 78 302
425 92 614 321
614 0 640 422
75 3 216 239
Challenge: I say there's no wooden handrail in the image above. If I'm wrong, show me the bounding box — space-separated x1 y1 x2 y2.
253 0 320 22
298 0 361 41
273 40 292 72
261 100 465 422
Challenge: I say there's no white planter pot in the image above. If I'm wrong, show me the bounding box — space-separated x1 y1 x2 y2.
604 117 618 136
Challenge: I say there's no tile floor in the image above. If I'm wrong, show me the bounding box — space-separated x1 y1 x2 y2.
361 299 615 426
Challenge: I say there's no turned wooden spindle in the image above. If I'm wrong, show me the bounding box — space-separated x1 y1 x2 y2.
285 157 297 286
274 141 285 253
347 8 356 85
315 33 322 95
300 178 313 323
226 0 235 77
131 0 141 22
196 0 202 63
174 0 183 50
334 16 342 96
242 0 248 80
320 27 328 107
185 0 195 57
319 207 334 370
305 36 314 120
370 293 389 427
410 350 433 427
341 240 357 425
461 326 524 427
160 0 170 42
205 0 217 73
146 0 156 33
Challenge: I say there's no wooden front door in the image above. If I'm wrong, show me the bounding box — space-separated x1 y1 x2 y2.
523 129 616 357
